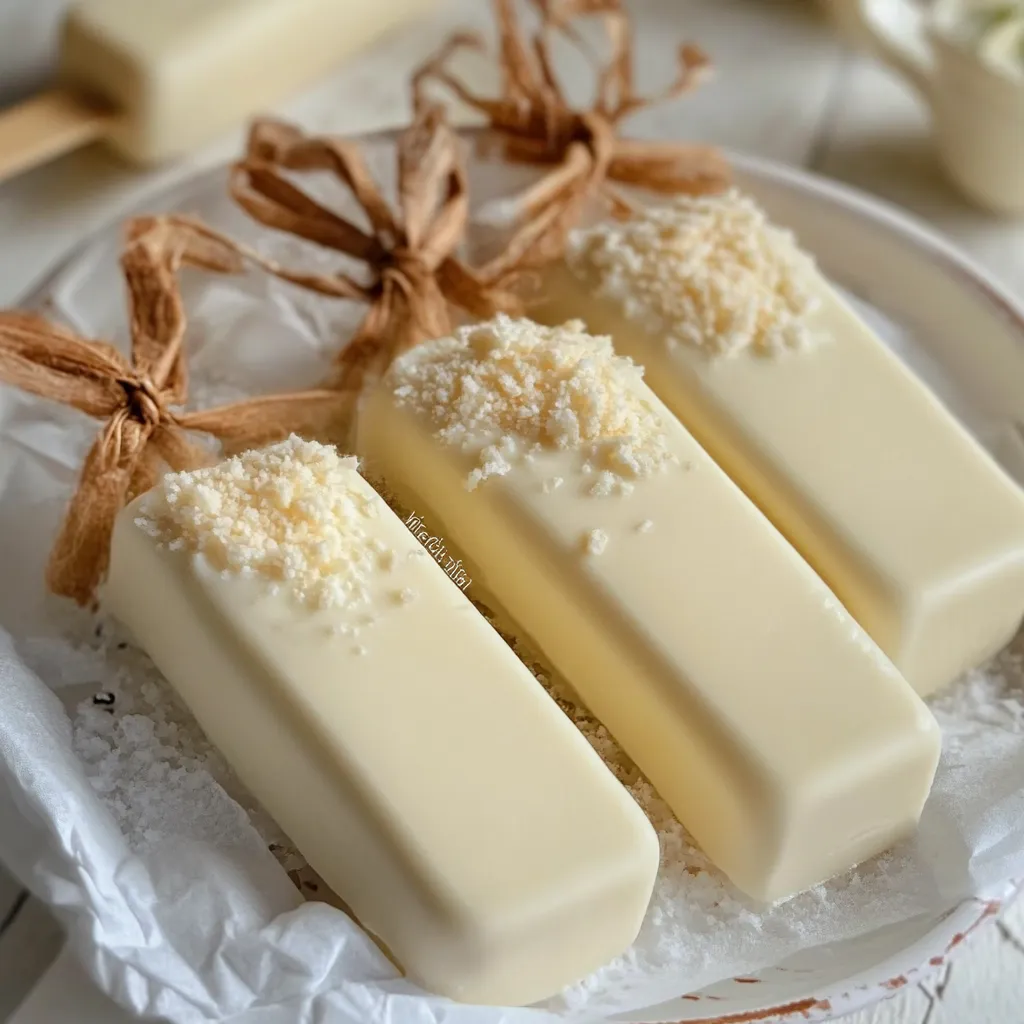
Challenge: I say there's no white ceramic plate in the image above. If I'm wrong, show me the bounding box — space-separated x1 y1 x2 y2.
19 139 1024 1024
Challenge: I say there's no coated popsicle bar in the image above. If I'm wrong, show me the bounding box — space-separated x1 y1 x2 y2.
356 315 940 903
56 0 436 164
104 438 659 1005
538 191 1024 695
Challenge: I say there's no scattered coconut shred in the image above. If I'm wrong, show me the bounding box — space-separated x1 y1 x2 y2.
58 625 298 862
385 314 677 495
136 436 390 611
567 189 824 357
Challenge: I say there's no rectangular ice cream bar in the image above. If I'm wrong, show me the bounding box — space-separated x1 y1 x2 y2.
104 437 658 1006
356 315 941 903
59 0 437 163
539 191 1024 696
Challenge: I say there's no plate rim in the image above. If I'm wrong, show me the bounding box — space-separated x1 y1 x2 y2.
729 149 1024 337
671 882 1021 1024
20 132 1024 335
13 132 1024 1024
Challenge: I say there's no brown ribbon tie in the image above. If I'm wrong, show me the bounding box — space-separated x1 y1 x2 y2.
0 217 340 605
227 102 570 399
414 0 730 254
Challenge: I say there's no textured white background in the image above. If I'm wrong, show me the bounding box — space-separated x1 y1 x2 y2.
1 1 1023 1021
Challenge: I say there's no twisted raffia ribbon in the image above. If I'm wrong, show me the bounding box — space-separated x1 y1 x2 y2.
0 216 341 605
414 0 730 251
228 102 561 397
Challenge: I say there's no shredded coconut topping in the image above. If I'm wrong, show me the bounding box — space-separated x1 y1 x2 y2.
386 314 676 489
583 528 609 556
567 189 823 358
136 436 385 610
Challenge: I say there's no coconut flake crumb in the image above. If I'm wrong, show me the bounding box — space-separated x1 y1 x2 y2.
136 436 386 610
567 189 823 358
583 528 609 556
542 476 564 493
636 519 654 533
590 470 634 497
386 314 676 489
61 623 297 863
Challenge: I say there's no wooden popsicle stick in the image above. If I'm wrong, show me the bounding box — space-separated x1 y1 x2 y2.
0 89 114 184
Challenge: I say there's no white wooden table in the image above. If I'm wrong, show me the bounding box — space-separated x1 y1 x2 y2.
1 1 1023 1021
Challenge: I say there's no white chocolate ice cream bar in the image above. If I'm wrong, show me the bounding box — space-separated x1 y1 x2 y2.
104 438 659 1006
538 192 1024 696
357 316 941 904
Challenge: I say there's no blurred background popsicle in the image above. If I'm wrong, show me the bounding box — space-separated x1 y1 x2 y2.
0 0 437 182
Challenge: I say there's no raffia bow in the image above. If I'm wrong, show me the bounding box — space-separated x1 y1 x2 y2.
228 103 561 399
414 0 730 252
0 217 341 605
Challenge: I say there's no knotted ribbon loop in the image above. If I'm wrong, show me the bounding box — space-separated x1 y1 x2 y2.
228 103 528 398
0 217 343 605
119 375 167 428
415 0 730 255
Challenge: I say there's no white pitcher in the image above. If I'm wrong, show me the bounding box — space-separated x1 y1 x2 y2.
831 0 1024 213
